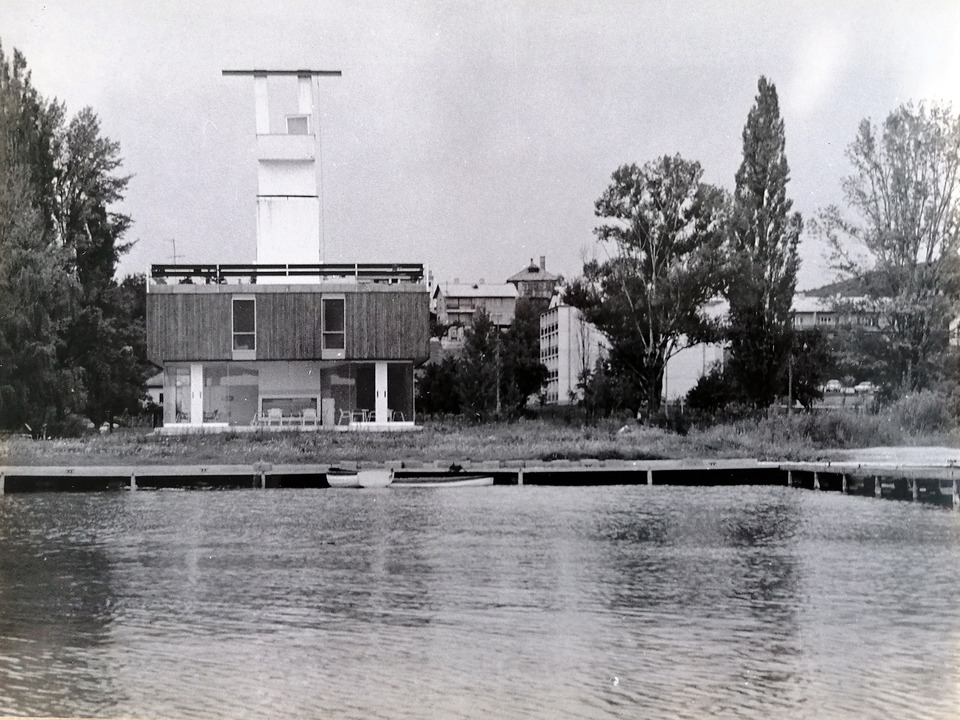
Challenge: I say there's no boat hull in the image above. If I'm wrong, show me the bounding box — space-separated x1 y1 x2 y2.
325 468 393 488
392 475 494 488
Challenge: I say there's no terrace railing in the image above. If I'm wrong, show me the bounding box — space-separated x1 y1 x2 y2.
150 263 425 285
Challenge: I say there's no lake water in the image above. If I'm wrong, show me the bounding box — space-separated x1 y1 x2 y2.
0 485 958 719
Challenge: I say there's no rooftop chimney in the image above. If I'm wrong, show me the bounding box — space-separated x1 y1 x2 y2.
540 255 546 270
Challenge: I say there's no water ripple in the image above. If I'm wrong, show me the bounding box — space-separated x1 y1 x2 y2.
0 486 958 718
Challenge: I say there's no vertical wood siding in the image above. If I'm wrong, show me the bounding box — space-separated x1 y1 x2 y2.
147 293 231 362
148 289 430 363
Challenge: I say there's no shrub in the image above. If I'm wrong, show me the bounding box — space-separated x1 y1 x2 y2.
887 390 955 434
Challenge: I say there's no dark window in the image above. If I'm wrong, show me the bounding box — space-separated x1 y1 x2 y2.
233 298 255 350
323 298 345 350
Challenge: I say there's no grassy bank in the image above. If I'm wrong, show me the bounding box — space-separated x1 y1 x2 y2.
2 411 957 468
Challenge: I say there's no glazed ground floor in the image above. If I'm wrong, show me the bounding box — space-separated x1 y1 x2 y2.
161 360 415 430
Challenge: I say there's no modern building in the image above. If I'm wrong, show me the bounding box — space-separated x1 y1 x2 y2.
539 301 609 404
539 298 725 405
146 70 430 431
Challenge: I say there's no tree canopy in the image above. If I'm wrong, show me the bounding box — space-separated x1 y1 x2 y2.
815 102 960 393
566 155 728 415
726 76 802 407
0 41 149 435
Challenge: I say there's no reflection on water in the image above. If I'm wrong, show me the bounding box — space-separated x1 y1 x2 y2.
0 486 958 719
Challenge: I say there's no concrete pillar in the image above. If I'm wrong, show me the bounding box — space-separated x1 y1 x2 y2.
875 476 882 498
298 75 312 116
190 363 204 425
375 362 389 424
254 74 270 134
646 469 653 485
0 472 4 495
260 472 266 489
910 478 919 502
517 468 524 486
813 472 820 490
953 478 959 511
130 473 137 491
842 474 848 494
787 470 793 488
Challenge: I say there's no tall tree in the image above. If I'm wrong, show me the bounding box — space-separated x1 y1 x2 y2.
53 107 132 295
567 155 728 415
726 77 802 407
815 102 960 392
499 297 548 417
0 42 86 434
0 128 84 434
53 107 144 427
0 42 145 434
455 308 500 420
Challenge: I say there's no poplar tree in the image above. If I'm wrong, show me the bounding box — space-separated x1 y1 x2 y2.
726 76 802 408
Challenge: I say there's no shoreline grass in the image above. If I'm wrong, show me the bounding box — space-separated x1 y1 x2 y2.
2 413 956 468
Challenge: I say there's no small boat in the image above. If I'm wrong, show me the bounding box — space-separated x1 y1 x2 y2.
324 467 393 488
358 469 393 488
325 467 360 488
391 474 494 488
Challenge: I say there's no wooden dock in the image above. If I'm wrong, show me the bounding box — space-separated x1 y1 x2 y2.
1 458 957 509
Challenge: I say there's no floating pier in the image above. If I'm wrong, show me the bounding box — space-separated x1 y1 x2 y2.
0 458 957 509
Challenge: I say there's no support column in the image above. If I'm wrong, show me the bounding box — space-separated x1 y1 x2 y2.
813 472 820 490
842 474 848 494
787 470 793 488
375 362 389 423
190 363 204 425
953 478 959 511
910 478 919 502
0 472 4 495
646 469 653 485
517 468 524 486
254 74 269 134
130 473 137 491
298 75 313 115
874 476 882 498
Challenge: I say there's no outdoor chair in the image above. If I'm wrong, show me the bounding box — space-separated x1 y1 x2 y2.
267 408 283 426
301 408 319 427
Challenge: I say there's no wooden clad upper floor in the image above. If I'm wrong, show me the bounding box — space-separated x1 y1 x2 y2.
147 282 430 364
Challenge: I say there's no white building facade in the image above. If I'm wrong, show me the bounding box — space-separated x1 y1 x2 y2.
539 303 609 404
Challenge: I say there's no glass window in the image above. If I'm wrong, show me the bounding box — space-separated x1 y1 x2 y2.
286 115 310 135
233 298 256 350
323 297 345 350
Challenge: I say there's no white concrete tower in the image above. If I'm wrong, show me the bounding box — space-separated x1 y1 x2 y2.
223 69 341 266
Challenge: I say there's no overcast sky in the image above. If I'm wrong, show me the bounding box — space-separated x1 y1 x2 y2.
4 1 960 290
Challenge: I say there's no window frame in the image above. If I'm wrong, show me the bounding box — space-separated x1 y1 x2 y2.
321 295 346 359
232 296 256 360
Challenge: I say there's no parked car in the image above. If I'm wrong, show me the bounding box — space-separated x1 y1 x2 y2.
824 379 843 393
854 381 876 394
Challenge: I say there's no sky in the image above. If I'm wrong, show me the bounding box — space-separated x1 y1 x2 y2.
4 0 960 291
